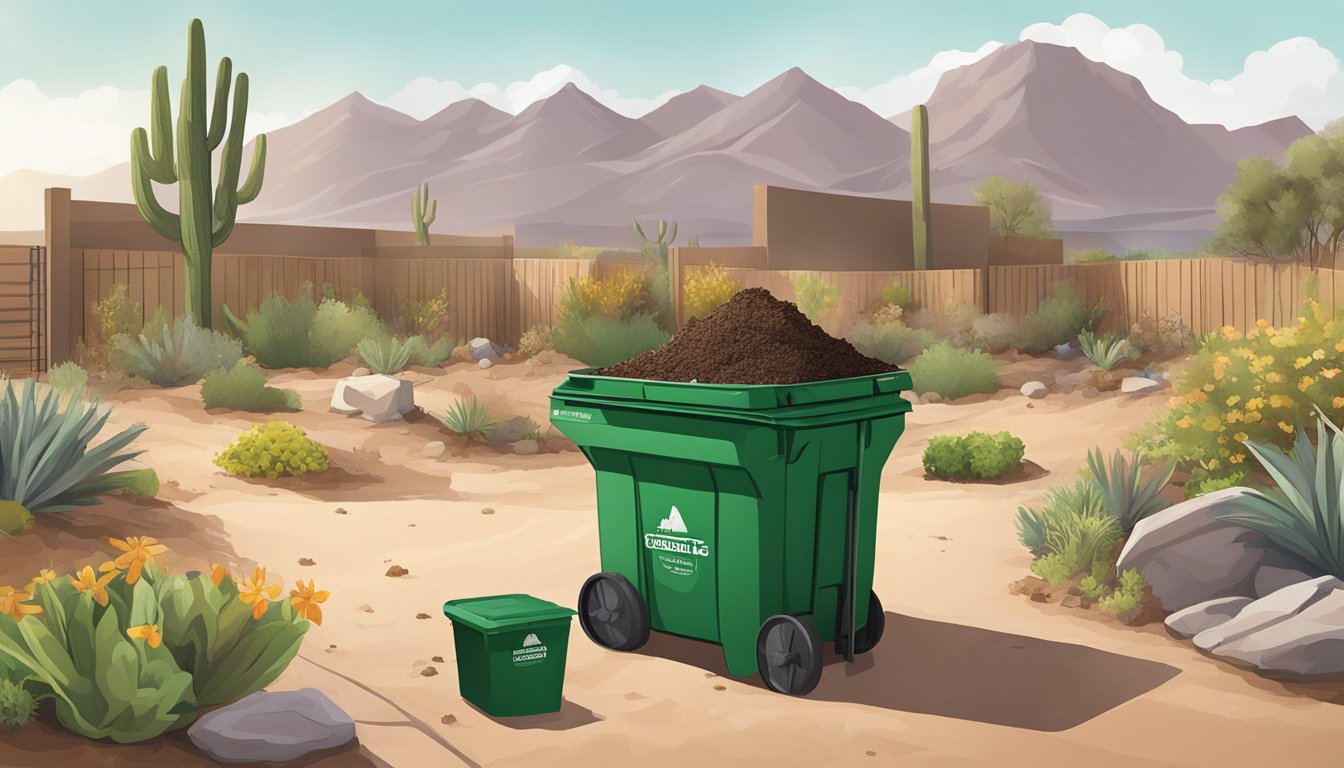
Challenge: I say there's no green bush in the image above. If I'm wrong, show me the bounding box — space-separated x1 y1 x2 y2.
1098 569 1148 619
113 314 242 387
0 380 146 514
922 431 1024 480
553 314 669 368
1044 508 1122 581
880 282 914 307
0 500 32 537
1030 554 1075 587
406 336 458 367
357 335 421 374
790 275 839 324
1085 447 1173 535
847 321 937 364
1078 329 1137 370
48 362 88 398
907 343 999 399
222 291 383 369
115 468 160 499
1015 283 1103 354
1016 480 1105 557
0 678 37 729
200 365 301 412
1184 469 1247 499
516 324 554 358
214 421 329 479
436 396 500 442
0 553 316 742
1074 248 1113 263
966 313 1019 353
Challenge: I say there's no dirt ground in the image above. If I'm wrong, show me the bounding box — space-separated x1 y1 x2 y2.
4 352 1344 767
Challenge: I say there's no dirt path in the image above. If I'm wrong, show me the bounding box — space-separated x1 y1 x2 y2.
27 357 1344 766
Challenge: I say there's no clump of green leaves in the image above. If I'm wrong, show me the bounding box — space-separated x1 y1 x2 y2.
200 364 302 412
437 396 500 442
880 281 913 308
1078 329 1137 371
1098 569 1148 621
847 321 936 364
222 290 384 369
922 431 1024 481
0 678 38 729
357 335 421 374
1085 447 1174 535
553 314 668 368
113 313 242 387
908 343 999 399
47 362 88 398
1015 283 1103 354
790 275 839 325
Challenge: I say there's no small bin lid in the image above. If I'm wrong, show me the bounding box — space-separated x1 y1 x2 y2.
442 593 577 632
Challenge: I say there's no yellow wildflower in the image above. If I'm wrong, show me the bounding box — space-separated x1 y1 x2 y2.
1313 349 1326 360
0 586 42 621
1269 394 1294 409
1245 411 1262 422
109 536 168 585
1279 421 1295 434
1176 415 1195 429
1234 432 1249 442
1335 396 1344 409
1323 368 1340 379
1265 372 1285 384
289 579 330 626
1246 397 1266 410
1295 356 1313 369
1168 396 1185 407
1256 318 1269 329
238 567 281 620
1229 453 1245 464
126 624 162 649
1225 409 1243 423
70 565 116 607
1203 415 1222 431
1225 395 1241 407
1300 376 1316 391
1187 391 1209 403
24 568 56 595
1336 340 1344 353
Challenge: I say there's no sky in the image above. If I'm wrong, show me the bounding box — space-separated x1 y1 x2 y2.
1 1 1342 177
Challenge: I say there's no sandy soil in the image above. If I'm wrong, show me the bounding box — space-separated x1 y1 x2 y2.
4 352 1344 767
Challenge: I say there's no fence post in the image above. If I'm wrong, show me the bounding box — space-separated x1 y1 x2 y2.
44 188 78 367
670 247 684 329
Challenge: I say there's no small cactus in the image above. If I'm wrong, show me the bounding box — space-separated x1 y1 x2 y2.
412 183 437 246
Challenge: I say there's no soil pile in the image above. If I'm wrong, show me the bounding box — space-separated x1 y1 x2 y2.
594 288 902 384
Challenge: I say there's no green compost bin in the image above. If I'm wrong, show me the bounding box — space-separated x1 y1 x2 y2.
442 594 577 717
550 369 912 696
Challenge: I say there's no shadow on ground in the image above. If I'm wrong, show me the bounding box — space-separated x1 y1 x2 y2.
637 613 1181 731
471 698 602 731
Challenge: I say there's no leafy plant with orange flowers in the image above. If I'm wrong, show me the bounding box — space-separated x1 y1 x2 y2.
0 537 327 743
1133 296 1344 494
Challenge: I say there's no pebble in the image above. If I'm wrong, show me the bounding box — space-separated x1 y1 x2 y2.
422 441 446 458
481 507 495 515
298 558 316 567
432 656 444 663
478 358 493 370
416 613 432 620
441 715 457 725
386 565 409 578
356 604 374 613
420 666 438 677
335 507 349 515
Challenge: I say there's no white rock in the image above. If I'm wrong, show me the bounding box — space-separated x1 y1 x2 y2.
422 441 446 458
1197 576 1344 678
513 439 540 455
479 358 493 369
340 374 416 423
1020 381 1047 399
189 689 355 764
352 367 371 377
468 337 507 361
329 378 362 415
1165 596 1255 640
1121 376 1162 394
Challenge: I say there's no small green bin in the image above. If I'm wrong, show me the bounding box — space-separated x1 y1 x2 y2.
442 594 578 717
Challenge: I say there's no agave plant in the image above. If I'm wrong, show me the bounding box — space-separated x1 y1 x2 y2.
113 314 242 387
1016 478 1106 557
1077 329 1136 371
1085 447 1174 535
1215 410 1344 579
356 335 423 374
435 396 500 442
0 379 146 513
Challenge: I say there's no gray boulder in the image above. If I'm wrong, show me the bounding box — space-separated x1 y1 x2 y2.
1054 370 1092 387
340 374 415 423
1054 342 1080 359
1020 381 1047 399
1120 376 1162 394
1165 596 1254 640
1192 576 1344 678
188 689 355 764
1116 487 1320 612
468 337 508 361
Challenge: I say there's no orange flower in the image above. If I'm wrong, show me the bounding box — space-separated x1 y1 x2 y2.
109 536 168 584
70 565 116 607
289 579 330 626
210 563 231 587
126 624 162 649
24 568 56 595
0 586 42 621
238 567 280 620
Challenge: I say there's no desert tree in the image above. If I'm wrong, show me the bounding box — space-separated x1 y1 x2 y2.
971 176 1055 238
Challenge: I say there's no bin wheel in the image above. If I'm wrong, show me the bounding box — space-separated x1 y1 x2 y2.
756 615 823 696
839 591 886 656
578 572 649 652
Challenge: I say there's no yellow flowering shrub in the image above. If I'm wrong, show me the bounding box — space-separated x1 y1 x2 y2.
1135 299 1344 489
683 262 741 320
562 269 658 321
215 421 330 478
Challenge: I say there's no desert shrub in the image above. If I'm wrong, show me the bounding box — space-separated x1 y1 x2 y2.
1134 298 1344 488
866 303 904 326
1214 412 1344 578
1074 248 1113 263
1030 554 1075 586
406 335 458 367
1015 283 1103 354
1184 469 1247 499
200 364 301 412
47 361 88 398
516 324 554 358
397 289 452 341
222 291 384 369
562 270 658 322
357 335 421 374
553 314 669 368
1043 509 1122 582
790 275 839 325
0 542 322 742
1098 569 1148 619
0 500 32 537
847 321 936 364
905 305 978 337
908 343 999 399
214 421 329 478
83 283 143 373
437 396 500 442
113 315 242 387
683 263 740 320
0 380 146 514
117 468 160 499
880 281 914 308
1077 329 1136 371
1085 447 1173 535
0 678 37 729
922 431 1024 480
1127 310 1191 356
1016 479 1107 560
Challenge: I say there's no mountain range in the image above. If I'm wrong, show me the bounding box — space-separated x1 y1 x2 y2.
0 40 1315 252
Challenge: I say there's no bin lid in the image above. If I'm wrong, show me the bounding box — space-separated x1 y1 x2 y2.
442 593 577 632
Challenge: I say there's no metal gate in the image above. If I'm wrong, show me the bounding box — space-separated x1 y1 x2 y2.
0 246 46 375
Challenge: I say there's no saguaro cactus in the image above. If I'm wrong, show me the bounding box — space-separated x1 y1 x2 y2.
130 19 266 329
633 217 678 268
412 183 437 246
911 104 932 271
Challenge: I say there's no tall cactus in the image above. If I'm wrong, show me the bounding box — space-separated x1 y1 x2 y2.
130 19 266 329
633 217 678 268
911 104 932 271
412 182 437 246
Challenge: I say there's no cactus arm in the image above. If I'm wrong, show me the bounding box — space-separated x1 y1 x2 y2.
656 219 667 241
185 20 208 141
220 304 249 339
130 139 181 242
137 66 177 182
632 218 647 241
206 57 232 150
425 197 437 225
666 220 677 245
236 134 266 205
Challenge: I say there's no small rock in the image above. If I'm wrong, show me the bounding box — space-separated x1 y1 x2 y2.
335 507 349 515
1030 592 1048 603
481 507 496 515
713 685 726 691
1121 376 1162 394
1054 370 1092 387
1020 381 1047 399
357 604 374 613
468 337 507 361
513 439 540 455
420 666 438 677
1081 386 1100 398
478 357 493 370
386 565 409 578
188 689 355 764
441 714 457 725
352 367 371 377
432 655 445 663
416 613 432 620
1055 342 1080 359
325 645 337 653
399 428 410 435
920 392 942 404
298 557 316 567
1061 595 1083 608
422 440 446 458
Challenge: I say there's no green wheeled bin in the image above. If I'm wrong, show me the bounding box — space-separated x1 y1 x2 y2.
550 369 912 695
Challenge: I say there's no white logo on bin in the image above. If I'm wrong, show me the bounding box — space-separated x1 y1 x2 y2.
551 407 592 422
512 632 548 666
644 506 710 576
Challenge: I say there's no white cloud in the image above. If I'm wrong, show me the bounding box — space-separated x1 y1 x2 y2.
381 64 681 119
835 42 1003 116
0 79 300 178
1019 13 1344 129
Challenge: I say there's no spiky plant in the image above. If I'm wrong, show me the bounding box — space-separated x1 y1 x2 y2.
1085 447 1174 535
1077 329 1136 371
112 314 242 387
435 396 500 442
356 335 423 374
